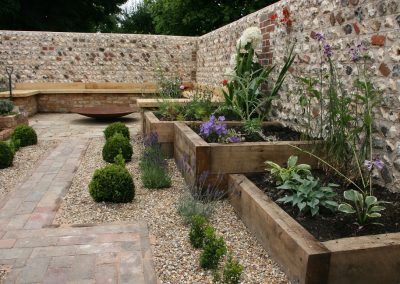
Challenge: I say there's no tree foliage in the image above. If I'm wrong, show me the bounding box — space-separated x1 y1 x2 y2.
0 0 126 32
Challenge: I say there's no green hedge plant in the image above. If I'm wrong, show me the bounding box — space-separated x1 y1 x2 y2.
200 226 227 269
0 141 14 169
11 125 37 147
102 133 133 163
104 122 130 140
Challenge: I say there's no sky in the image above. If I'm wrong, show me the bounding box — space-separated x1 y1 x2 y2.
121 0 143 11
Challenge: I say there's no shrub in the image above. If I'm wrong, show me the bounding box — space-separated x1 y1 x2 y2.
102 133 133 163
11 125 37 147
200 226 227 269
140 133 171 189
0 141 14 169
104 122 130 140
0 99 14 115
189 215 208 249
223 254 243 284
89 164 135 203
177 193 215 224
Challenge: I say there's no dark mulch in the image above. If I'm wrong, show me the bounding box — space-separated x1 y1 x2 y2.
248 172 400 242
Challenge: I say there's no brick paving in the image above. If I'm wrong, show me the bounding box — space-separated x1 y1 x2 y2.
0 124 157 284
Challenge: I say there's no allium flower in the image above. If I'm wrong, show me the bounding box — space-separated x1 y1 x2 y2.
323 43 333 58
364 158 384 171
236 27 262 49
314 32 325 42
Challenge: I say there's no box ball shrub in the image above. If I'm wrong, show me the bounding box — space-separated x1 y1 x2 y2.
89 164 135 203
11 125 37 147
0 99 14 115
189 215 208 249
0 141 14 169
104 122 130 140
102 133 133 163
200 226 227 269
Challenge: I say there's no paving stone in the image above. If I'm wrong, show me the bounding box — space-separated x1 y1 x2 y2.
43 267 69 284
15 236 58 248
30 245 76 258
16 201 38 215
17 257 50 283
57 235 96 246
95 264 117 284
0 248 33 260
68 255 96 281
4 214 31 230
95 252 118 265
49 256 75 269
0 239 16 249
76 243 121 255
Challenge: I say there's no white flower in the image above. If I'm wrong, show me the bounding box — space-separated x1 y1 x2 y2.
224 67 235 79
229 54 237 66
236 27 262 49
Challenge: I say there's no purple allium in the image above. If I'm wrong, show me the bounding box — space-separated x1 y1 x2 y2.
323 43 333 58
314 32 325 42
364 158 384 171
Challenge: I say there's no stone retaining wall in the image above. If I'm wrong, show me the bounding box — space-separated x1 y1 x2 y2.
0 31 197 84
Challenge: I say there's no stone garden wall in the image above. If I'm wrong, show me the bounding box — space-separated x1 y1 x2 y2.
0 31 197 84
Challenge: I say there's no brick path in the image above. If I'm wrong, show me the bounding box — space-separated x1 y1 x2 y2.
0 138 157 283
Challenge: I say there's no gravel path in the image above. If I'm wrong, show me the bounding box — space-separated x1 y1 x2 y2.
0 140 58 201
55 136 289 283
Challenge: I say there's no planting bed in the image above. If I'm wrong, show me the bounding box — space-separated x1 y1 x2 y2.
229 174 400 284
55 136 289 283
173 121 319 189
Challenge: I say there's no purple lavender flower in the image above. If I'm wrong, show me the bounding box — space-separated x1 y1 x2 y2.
323 43 333 58
349 43 367 62
364 158 384 171
215 124 228 136
143 132 159 147
314 32 325 42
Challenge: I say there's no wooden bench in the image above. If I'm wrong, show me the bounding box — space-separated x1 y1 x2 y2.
0 82 193 116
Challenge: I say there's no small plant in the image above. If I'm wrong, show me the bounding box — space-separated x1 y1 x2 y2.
113 151 125 167
104 122 130 140
0 141 14 169
177 193 215 224
277 174 338 216
265 155 311 185
102 133 133 163
184 89 215 121
11 125 37 147
155 66 183 98
140 133 171 189
189 215 208 249
158 100 185 121
0 99 14 115
223 254 243 284
89 164 135 203
199 115 240 143
200 226 227 269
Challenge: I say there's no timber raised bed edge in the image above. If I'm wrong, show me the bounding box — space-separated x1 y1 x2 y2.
173 122 320 189
228 174 400 284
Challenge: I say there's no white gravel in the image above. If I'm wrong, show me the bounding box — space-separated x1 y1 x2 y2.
0 140 58 201
55 136 289 283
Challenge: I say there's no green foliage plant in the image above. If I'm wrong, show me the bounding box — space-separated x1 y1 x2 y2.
222 254 243 284
140 133 171 189
189 214 208 249
265 155 311 185
0 141 14 169
277 173 338 216
89 164 135 203
11 125 37 147
294 37 387 227
176 193 215 224
155 66 183 98
104 122 130 140
102 133 133 163
200 225 227 269
158 100 185 121
0 99 14 115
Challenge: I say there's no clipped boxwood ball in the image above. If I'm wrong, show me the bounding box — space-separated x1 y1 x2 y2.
102 132 133 163
89 164 135 203
104 122 130 140
11 124 37 147
0 141 14 169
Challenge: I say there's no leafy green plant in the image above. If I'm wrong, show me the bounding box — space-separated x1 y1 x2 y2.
200 226 227 269
265 155 311 185
177 193 215 224
113 151 125 167
277 174 338 216
223 254 243 284
89 164 135 203
104 122 130 140
184 89 215 121
157 100 185 121
155 66 183 98
0 141 14 169
11 125 37 147
0 99 14 115
189 215 208 249
102 133 133 163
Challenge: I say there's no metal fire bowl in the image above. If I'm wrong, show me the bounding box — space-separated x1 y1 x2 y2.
71 106 135 118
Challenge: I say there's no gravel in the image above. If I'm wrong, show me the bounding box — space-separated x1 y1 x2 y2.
0 265 11 284
0 140 59 201
55 136 289 283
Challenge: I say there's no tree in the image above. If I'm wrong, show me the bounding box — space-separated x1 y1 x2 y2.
118 2 155 34
0 0 126 32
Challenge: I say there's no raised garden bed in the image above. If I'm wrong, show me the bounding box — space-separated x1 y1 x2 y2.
173 122 319 189
0 113 28 141
228 174 400 284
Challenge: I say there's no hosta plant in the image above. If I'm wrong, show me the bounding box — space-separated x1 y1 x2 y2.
265 155 311 185
277 174 338 216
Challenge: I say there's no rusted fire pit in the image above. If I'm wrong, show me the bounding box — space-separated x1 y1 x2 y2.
72 106 135 119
